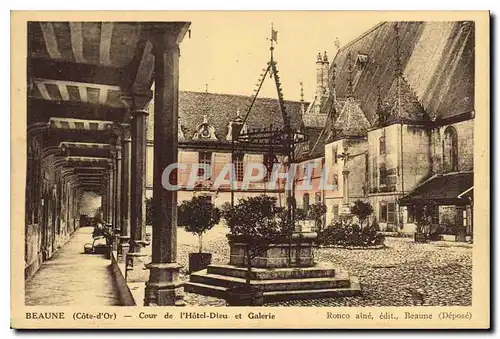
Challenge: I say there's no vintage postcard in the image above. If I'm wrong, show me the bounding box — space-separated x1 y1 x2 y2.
11 10 490 329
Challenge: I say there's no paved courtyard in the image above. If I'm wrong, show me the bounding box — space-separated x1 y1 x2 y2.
26 224 472 307
174 224 472 307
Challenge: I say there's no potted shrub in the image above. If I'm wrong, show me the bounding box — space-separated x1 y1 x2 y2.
224 195 288 306
350 200 374 227
178 196 221 272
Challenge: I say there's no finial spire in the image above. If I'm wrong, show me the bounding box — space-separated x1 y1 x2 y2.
376 85 386 125
393 22 402 118
323 51 328 62
394 22 403 78
300 81 305 114
332 63 337 101
205 83 208 93
334 37 341 50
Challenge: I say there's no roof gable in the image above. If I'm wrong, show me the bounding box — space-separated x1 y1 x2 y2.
375 75 429 125
334 97 370 138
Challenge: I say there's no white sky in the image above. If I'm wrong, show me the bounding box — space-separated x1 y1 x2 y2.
178 12 381 102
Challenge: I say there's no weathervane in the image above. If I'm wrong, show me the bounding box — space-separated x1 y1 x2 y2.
268 23 278 59
234 24 309 217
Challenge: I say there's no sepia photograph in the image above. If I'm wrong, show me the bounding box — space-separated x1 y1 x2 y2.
10 10 490 329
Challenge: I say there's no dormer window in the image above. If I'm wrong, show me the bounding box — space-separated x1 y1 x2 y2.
356 53 369 65
193 115 218 140
354 53 369 87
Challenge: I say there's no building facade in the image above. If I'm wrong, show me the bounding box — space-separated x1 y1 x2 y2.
295 21 475 238
145 91 306 207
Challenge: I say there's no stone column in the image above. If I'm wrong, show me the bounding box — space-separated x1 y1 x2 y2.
105 170 111 222
341 169 351 217
118 128 132 260
107 161 114 227
342 170 350 205
125 93 152 282
101 177 107 222
113 136 123 252
144 23 189 306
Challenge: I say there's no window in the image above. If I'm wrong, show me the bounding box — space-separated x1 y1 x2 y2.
462 209 468 227
431 205 439 225
315 192 321 203
443 126 458 172
303 193 310 212
353 53 369 87
198 151 212 178
333 173 339 186
379 136 386 155
264 153 278 182
333 146 338 163
233 153 244 182
407 206 415 223
387 202 397 223
380 201 397 224
379 201 388 222
333 204 339 219
379 163 387 186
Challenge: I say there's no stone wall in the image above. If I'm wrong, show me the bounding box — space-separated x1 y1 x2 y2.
368 125 400 194
25 146 81 279
401 125 432 193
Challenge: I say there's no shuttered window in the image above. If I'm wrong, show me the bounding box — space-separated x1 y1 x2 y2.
387 202 397 223
234 153 244 181
198 151 212 179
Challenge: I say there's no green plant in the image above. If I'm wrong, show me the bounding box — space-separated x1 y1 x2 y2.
220 202 233 220
178 196 221 253
295 208 307 221
350 200 373 227
225 195 290 285
319 222 385 247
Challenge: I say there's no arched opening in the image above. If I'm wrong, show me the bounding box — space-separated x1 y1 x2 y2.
443 126 459 172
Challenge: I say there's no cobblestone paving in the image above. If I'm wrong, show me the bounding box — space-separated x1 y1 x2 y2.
25 227 122 306
174 225 472 307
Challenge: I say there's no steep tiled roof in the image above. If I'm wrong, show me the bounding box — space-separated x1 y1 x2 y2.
374 75 429 126
330 21 474 122
333 97 370 137
147 91 306 141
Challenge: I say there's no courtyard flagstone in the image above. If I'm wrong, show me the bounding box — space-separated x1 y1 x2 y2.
172 224 472 307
